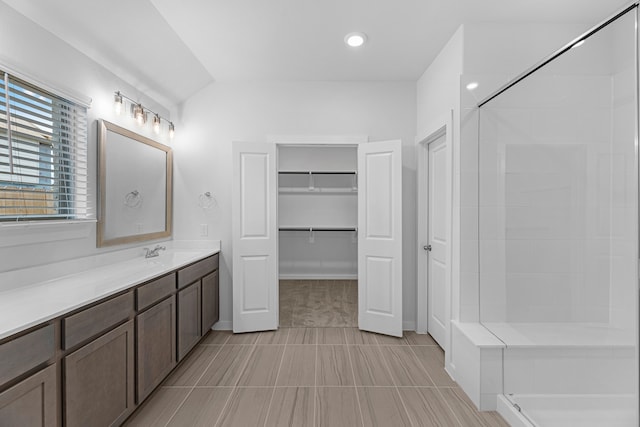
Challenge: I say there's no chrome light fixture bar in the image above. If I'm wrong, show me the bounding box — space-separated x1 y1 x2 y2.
113 91 175 138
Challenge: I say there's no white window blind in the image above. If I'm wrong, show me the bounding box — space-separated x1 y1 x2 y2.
0 71 90 221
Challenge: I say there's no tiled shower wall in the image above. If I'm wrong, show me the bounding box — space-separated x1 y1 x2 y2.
474 11 637 325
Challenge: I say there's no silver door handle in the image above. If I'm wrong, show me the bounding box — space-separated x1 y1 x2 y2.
423 244 432 251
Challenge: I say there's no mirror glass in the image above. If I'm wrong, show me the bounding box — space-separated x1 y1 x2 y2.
97 119 172 247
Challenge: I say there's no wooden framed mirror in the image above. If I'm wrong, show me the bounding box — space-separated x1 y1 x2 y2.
97 119 172 247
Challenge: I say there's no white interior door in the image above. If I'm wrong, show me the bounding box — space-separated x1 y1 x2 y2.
232 141 278 333
427 134 447 347
358 140 403 337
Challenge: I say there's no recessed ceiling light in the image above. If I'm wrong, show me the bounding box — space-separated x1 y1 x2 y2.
466 82 479 91
345 32 367 48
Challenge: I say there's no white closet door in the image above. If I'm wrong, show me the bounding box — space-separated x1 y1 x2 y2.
358 140 403 337
232 142 278 332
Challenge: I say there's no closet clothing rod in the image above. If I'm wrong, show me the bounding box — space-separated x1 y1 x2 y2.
278 171 357 175
279 226 357 232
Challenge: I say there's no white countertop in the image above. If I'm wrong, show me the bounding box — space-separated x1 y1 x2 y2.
0 240 220 340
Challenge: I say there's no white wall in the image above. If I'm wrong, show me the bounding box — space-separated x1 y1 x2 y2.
0 2 175 273
174 81 417 329
415 26 463 368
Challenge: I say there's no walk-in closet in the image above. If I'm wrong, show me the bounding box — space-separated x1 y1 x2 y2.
232 138 403 337
277 145 358 327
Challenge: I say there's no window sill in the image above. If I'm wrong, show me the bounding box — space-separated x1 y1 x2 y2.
0 219 96 248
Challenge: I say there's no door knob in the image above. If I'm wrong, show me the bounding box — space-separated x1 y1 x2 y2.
423 244 432 251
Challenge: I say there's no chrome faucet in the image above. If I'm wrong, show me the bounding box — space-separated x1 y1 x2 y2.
144 245 166 258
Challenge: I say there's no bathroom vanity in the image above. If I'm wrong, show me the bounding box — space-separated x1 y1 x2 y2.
0 243 220 426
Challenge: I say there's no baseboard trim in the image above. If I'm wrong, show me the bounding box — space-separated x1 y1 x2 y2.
403 320 416 331
279 274 358 280
212 320 232 331
496 395 535 427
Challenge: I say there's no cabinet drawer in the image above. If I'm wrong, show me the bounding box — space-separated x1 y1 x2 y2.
0 324 55 387
177 254 218 289
137 273 176 311
63 292 133 350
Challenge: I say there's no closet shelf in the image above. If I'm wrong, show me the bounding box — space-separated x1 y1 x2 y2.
279 226 357 232
278 170 357 175
278 187 357 194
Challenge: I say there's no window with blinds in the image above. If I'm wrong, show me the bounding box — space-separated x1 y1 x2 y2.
0 71 90 221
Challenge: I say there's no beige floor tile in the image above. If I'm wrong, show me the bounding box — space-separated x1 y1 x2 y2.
287 327 317 344
376 333 408 345
316 345 354 385
197 345 253 386
317 327 347 344
124 387 189 427
164 345 222 386
357 387 412 427
344 327 378 345
381 346 435 386
226 331 260 344
398 387 459 427
316 387 362 427
167 388 232 427
216 387 273 427
440 387 510 427
405 331 439 346
411 345 457 386
265 387 314 427
201 330 232 345
237 345 285 386
276 345 316 386
257 328 289 344
349 345 395 386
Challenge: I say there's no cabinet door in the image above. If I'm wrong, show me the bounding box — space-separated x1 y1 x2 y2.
201 270 219 333
178 281 202 361
64 320 134 427
136 296 176 403
0 364 57 427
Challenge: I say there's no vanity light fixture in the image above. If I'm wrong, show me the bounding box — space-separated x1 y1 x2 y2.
345 32 367 48
114 91 123 115
133 103 146 125
113 91 176 138
152 114 161 134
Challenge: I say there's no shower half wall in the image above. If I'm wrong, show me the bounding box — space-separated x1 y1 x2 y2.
477 6 638 426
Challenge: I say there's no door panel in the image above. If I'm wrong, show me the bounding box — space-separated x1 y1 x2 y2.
232 142 278 333
428 134 448 347
358 140 403 337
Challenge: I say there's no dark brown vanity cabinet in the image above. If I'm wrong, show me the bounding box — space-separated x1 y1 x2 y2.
176 255 219 361
0 363 57 427
0 252 220 427
177 281 202 361
202 270 219 332
0 324 57 427
136 295 176 402
64 320 135 427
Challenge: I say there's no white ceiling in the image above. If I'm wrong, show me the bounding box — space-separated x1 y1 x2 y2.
1 0 632 107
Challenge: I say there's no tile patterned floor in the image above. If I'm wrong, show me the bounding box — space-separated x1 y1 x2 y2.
125 328 509 427
279 280 358 327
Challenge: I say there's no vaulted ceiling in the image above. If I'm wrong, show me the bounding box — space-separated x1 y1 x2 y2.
1 0 630 107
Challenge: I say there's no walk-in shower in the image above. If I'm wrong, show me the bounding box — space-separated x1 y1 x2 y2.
477 4 638 426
